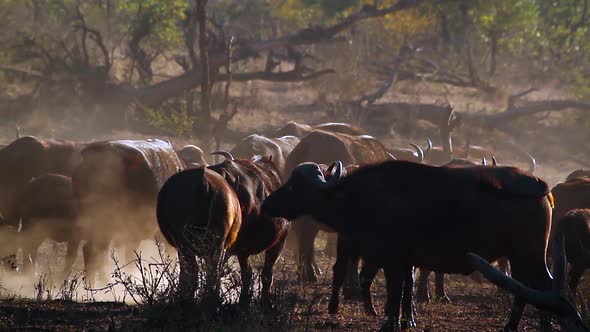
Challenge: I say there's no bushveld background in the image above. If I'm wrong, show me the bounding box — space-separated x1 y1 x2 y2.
0 0 588 330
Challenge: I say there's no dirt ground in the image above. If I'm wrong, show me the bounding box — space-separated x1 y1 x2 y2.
0 237 564 332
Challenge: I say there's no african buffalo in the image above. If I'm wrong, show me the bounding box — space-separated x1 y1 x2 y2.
553 209 590 294
551 177 590 238
0 136 85 227
416 156 512 303
423 138 536 173
177 145 206 166
284 130 392 283
72 139 184 285
274 121 366 138
157 153 288 304
230 134 300 179
15 174 81 278
566 169 590 182
262 160 554 331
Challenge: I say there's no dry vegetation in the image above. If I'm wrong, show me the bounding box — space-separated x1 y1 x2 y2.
0 0 590 330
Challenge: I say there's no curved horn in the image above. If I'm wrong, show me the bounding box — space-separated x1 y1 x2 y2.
525 153 536 174
466 252 565 313
482 158 488 166
492 156 498 166
410 143 424 163
211 150 234 161
326 161 337 175
327 161 343 186
425 138 433 155
386 152 397 160
15 126 20 139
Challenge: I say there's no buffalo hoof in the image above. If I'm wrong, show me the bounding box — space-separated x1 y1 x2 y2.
299 270 318 283
434 293 451 304
364 305 377 317
401 318 417 329
328 299 339 315
260 295 272 311
379 319 401 332
415 290 430 303
312 263 323 277
342 286 363 300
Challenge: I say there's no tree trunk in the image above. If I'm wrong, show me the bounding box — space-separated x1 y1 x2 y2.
196 0 212 154
489 33 498 76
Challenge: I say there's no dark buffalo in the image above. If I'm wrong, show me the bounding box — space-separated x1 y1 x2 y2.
469 234 589 332
157 153 288 304
554 209 590 293
262 160 553 331
177 145 206 166
274 121 366 138
566 169 590 182
14 174 81 279
0 136 85 226
285 131 392 282
72 139 184 285
416 156 512 303
157 166 241 299
551 177 590 238
424 138 537 173
230 134 300 180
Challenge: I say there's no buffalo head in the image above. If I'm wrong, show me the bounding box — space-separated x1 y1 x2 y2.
262 161 342 220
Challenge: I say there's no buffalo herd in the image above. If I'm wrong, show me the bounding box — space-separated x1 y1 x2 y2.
0 122 588 331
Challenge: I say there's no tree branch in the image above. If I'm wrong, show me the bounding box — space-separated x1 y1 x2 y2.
233 0 424 61
358 42 415 106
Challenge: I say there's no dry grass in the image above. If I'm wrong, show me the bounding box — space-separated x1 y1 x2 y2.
1 234 585 331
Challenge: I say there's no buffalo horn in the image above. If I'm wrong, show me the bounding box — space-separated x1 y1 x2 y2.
482 158 488 166
526 153 536 174
425 138 433 155
467 252 564 313
387 152 397 160
327 161 343 185
467 232 574 315
211 150 234 161
410 143 424 163
492 156 498 166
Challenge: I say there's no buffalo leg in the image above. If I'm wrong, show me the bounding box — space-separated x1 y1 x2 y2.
359 258 380 316
568 263 585 295
328 236 352 314
177 246 198 301
507 257 552 332
434 273 450 303
401 266 416 329
382 263 404 331
293 218 320 282
342 255 362 300
82 239 110 287
324 232 338 258
21 239 39 277
238 255 253 306
415 269 431 303
57 239 81 282
261 228 288 307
